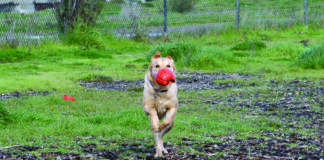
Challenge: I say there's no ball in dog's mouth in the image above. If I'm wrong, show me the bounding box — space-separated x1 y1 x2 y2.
155 68 176 86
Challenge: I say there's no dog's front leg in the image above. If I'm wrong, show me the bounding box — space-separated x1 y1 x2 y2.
149 109 163 158
159 107 176 131
158 107 176 154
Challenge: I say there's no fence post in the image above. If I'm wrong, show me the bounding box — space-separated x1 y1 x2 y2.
304 0 308 27
163 0 168 34
236 0 240 29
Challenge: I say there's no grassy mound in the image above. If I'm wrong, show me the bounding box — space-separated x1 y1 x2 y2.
232 40 266 51
296 45 324 69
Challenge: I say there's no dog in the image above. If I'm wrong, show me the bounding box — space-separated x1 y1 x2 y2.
143 51 178 158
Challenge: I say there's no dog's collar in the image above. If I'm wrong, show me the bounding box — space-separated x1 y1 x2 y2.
149 81 168 93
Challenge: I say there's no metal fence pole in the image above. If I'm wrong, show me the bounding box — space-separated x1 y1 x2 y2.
236 0 240 29
304 0 308 27
164 0 168 34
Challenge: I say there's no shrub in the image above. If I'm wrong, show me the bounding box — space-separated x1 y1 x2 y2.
55 0 105 33
169 0 198 13
157 0 198 13
110 0 124 3
0 49 33 63
231 40 266 51
296 45 324 69
147 42 200 62
64 26 104 49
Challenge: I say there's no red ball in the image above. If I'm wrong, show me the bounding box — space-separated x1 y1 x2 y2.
155 68 176 86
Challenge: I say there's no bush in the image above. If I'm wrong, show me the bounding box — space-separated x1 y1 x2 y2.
55 0 105 33
0 49 34 63
147 42 200 62
157 0 198 13
110 0 124 3
64 26 104 49
296 45 324 69
169 0 198 13
231 40 266 51
0 104 15 126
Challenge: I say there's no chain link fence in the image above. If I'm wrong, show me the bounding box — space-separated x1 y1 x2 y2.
0 0 323 45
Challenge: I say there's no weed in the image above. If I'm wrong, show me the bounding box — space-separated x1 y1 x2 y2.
295 45 324 69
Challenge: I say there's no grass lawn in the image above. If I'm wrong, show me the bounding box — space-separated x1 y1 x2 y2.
0 26 323 159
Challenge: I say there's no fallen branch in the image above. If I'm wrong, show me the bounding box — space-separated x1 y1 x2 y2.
0 145 23 150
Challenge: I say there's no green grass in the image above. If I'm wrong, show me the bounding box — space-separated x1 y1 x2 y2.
0 26 323 157
296 45 324 69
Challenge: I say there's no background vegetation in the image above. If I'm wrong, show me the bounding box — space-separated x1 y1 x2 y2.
0 0 323 158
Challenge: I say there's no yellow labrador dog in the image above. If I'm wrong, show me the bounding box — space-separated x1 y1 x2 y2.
143 51 178 158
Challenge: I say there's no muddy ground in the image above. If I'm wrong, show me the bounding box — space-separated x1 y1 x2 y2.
79 72 255 91
0 90 53 101
0 130 323 159
1 73 323 159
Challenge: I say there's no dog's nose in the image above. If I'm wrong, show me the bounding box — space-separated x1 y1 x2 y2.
169 72 176 83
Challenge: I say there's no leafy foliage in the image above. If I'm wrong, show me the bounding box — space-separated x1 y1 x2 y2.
64 26 105 49
55 0 105 33
168 0 198 13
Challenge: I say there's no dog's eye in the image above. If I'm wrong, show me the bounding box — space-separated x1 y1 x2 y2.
166 65 171 68
155 65 160 68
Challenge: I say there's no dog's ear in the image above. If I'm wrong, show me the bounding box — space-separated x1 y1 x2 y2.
149 63 153 72
166 56 176 71
152 51 161 60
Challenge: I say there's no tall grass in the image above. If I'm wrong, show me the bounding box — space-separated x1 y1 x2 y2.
296 45 324 69
0 103 16 126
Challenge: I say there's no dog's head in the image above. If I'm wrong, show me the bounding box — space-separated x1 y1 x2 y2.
149 51 175 81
